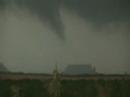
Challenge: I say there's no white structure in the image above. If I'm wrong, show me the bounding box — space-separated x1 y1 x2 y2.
63 64 96 75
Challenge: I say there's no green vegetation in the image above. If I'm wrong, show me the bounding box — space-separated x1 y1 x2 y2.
0 79 130 97
61 80 98 97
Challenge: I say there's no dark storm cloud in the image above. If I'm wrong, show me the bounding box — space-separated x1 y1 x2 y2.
0 0 5 9
0 0 130 74
0 0 65 39
63 0 130 24
24 0 65 39
0 0 130 38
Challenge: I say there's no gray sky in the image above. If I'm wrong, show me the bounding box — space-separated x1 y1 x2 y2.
0 0 130 74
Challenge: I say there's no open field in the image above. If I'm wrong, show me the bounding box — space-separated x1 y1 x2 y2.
0 73 130 97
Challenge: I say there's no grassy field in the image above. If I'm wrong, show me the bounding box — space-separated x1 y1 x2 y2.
0 79 130 97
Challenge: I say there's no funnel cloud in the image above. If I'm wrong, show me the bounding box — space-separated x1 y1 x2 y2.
0 0 130 74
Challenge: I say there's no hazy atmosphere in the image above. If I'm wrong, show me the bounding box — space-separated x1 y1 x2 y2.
0 0 130 74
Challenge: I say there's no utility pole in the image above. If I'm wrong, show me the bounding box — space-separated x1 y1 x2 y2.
48 64 61 97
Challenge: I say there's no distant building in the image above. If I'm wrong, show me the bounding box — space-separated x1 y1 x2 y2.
0 62 9 73
63 64 96 75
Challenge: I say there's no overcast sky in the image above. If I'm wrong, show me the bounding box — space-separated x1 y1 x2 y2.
0 0 130 74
